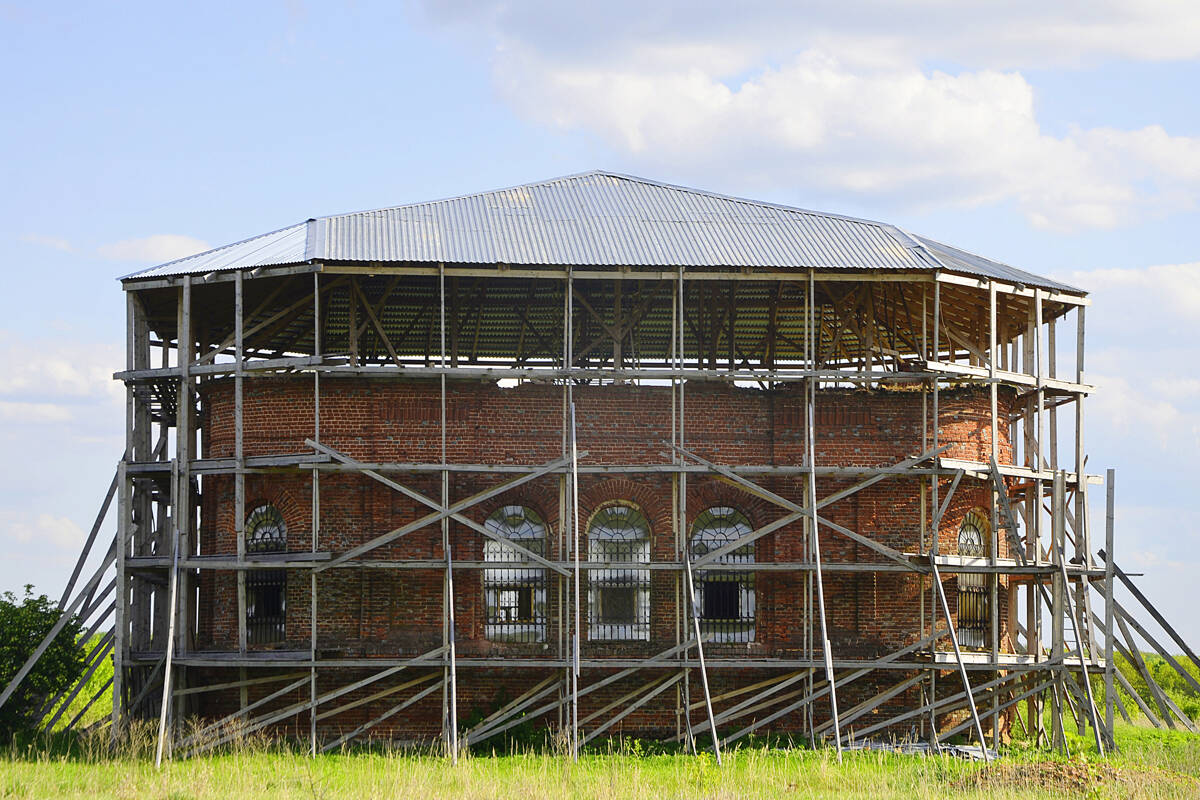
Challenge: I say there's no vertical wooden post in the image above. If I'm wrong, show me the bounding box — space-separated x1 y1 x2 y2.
1051 470 1066 751
439 263 458 762
804 279 814 740
310 271 321 755
613 278 622 370
1048 317 1057 469
557 273 568 732
670 274 687 748
808 269 842 760
348 278 358 366
1075 307 1093 648
559 271 573 751
235 271 247 658
1104 469 1116 750
1022 294 1041 740
130 290 153 661
568 267 581 761
988 282 999 746
677 265 693 752
113 462 127 741
929 276 941 745
114 288 139 739
156 276 190 767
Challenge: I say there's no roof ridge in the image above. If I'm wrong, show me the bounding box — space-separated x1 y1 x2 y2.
584 171 893 227
312 170 611 221
314 170 893 229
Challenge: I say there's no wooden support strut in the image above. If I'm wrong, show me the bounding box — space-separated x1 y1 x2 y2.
183 646 448 756
719 628 946 748
58 469 118 610
322 679 445 753
468 639 705 748
0 537 117 713
841 667 1031 744
1097 550 1200 674
310 445 577 573
680 670 812 739
675 444 947 571
928 556 991 761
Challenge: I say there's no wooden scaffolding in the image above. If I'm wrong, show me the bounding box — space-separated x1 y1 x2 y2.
5 259 1199 760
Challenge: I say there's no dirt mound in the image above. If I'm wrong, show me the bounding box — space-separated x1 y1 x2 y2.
958 760 1200 796
957 760 1118 794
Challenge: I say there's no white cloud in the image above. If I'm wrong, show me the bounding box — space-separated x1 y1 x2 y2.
0 511 85 550
0 401 74 423
1065 262 1200 319
1066 263 1200 456
416 1 1200 230
420 1 1200 70
20 233 74 252
1065 263 1200 643
0 331 123 599
0 330 124 432
0 331 124 404
97 234 211 263
1088 372 1200 453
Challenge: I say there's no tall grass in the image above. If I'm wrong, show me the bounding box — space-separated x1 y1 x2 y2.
2 720 1198 799
6 649 1197 799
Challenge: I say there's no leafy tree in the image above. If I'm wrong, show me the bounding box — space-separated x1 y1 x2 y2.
0 585 85 738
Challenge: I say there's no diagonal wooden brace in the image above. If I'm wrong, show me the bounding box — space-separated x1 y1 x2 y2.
310 440 575 574
677 444 943 571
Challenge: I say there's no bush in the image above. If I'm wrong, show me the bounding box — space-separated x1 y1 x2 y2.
0 585 86 739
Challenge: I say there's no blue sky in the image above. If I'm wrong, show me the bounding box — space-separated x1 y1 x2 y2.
2 1 1199 645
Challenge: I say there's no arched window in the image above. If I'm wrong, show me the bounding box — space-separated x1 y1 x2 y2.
690 507 756 643
483 505 548 643
245 504 287 645
957 510 990 650
587 503 651 641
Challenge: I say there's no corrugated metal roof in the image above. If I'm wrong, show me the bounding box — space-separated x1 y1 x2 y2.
914 236 1081 294
122 222 309 279
123 171 1082 294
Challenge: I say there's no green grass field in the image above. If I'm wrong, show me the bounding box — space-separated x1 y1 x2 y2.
3 648 1197 799
2 722 1198 799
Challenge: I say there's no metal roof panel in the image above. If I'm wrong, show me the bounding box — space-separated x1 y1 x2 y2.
121 222 309 279
122 172 1081 294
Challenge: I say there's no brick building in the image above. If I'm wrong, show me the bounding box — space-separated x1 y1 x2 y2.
111 171 1107 755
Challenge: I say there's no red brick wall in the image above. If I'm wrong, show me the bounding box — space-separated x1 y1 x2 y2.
191 377 1016 740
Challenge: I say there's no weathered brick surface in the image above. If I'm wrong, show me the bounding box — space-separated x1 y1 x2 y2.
191 378 1016 740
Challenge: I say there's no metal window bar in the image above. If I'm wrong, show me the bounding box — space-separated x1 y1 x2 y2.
587 504 651 641
245 504 286 645
957 512 990 650
690 507 755 643
483 505 548 643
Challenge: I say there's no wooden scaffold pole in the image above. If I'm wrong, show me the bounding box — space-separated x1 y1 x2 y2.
808 269 842 760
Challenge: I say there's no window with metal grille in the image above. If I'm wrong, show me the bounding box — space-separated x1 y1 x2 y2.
483 505 548 642
690 506 756 643
588 503 651 641
245 504 286 645
956 511 990 650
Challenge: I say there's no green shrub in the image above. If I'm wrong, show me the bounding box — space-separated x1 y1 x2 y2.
0 586 86 739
